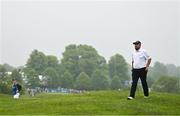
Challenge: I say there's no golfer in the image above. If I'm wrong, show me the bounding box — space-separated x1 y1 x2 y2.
12 79 18 95
12 79 21 99
128 40 152 100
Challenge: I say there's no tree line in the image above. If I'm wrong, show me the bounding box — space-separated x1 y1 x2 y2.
0 44 179 94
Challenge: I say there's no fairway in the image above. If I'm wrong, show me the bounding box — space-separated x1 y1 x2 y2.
0 91 180 115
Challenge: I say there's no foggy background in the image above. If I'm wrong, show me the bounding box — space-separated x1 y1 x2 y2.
0 0 180 67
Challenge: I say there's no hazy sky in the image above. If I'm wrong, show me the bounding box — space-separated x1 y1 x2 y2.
0 0 180 67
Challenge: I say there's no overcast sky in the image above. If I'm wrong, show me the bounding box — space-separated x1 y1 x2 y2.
0 0 180 67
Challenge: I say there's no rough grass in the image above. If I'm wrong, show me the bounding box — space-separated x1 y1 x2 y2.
0 91 179 115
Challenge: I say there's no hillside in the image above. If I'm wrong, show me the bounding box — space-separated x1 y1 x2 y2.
0 91 179 115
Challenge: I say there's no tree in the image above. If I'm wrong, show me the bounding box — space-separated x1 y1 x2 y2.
26 49 48 75
43 67 60 88
47 55 59 68
91 69 110 90
61 44 108 80
108 54 129 84
75 72 91 90
166 64 179 77
23 68 40 88
147 76 155 88
0 65 12 94
78 45 107 77
2 63 14 72
0 65 7 81
60 71 73 88
61 44 80 78
111 75 122 90
0 80 12 94
152 76 179 93
11 69 23 84
151 62 168 80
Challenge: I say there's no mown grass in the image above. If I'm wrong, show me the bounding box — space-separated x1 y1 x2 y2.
0 91 179 115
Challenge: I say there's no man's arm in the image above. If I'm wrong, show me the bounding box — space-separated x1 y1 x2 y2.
132 61 134 70
145 58 152 71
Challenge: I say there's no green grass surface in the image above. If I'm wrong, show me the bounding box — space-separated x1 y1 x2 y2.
0 91 179 115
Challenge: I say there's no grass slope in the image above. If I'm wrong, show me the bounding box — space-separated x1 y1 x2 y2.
0 91 179 115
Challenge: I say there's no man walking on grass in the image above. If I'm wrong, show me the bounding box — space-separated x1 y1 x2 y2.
127 40 152 100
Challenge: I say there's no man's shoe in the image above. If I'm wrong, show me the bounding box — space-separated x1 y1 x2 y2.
127 96 134 100
144 96 149 99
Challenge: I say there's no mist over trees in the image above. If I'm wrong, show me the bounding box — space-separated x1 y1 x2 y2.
22 44 129 90
148 62 180 93
0 44 180 94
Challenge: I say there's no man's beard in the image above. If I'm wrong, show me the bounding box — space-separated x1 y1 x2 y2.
135 47 140 50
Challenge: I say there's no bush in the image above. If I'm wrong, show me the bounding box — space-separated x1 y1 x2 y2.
0 82 12 94
152 76 179 93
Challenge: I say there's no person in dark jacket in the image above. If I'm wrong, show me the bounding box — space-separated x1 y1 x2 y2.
12 79 18 95
12 79 21 99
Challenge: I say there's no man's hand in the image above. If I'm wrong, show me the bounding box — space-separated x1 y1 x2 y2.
145 58 152 72
145 67 149 72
